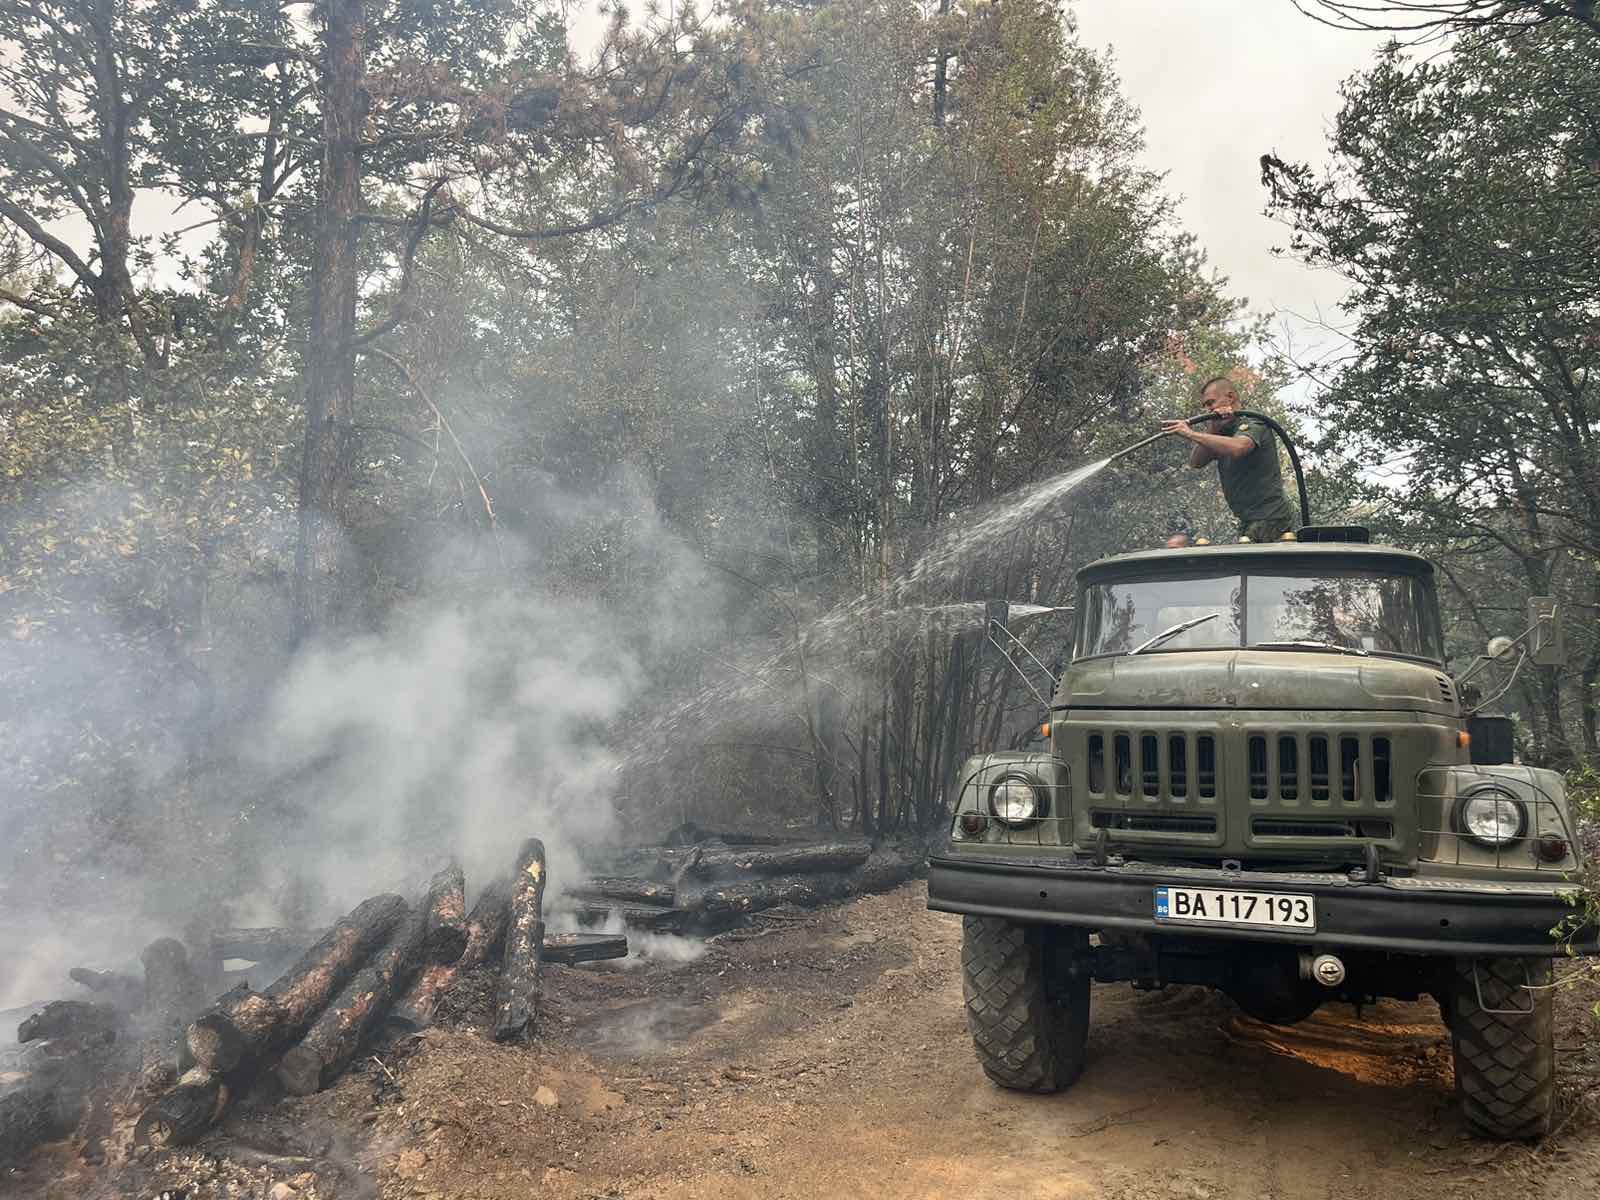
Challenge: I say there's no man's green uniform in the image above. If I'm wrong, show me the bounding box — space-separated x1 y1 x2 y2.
1215 415 1295 541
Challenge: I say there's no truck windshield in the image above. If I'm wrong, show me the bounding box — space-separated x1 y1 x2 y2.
1078 569 1441 660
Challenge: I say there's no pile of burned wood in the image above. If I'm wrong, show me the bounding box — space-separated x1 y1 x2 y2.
569 831 919 934
1 837 617 1166
1 830 920 1169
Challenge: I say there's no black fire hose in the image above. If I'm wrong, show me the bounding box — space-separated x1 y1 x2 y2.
1107 408 1311 528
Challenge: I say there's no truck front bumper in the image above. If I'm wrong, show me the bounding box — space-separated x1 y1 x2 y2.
927 853 1593 957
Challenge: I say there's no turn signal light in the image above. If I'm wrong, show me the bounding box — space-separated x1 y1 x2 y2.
1537 833 1569 863
1457 731 1472 750
959 813 987 836
1041 722 1051 738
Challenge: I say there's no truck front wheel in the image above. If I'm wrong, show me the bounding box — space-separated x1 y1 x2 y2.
1449 956 1555 1140
960 916 1090 1092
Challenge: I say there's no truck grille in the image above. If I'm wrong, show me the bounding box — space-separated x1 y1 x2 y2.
1086 731 1217 803
1245 731 1393 807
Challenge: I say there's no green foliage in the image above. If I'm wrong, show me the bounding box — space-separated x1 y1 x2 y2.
1265 21 1600 766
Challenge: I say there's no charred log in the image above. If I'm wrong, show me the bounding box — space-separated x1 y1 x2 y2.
662 842 872 879
68 968 144 1012
275 907 427 1096
174 893 402 1083
17 1001 123 1044
852 847 920 893
262 893 406 1038
133 1068 228 1148
492 838 547 1043
541 932 628 964
568 877 677 906
390 879 507 1032
681 872 853 925
421 863 468 963
458 879 511 968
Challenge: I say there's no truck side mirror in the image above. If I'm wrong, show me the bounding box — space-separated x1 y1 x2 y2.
1528 596 1562 667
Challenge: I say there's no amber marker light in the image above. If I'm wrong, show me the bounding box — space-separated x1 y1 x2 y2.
1041 722 1051 738
1457 731 1472 750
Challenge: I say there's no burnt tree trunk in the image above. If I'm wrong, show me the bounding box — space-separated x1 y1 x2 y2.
179 893 404 1077
263 893 406 1036
292 0 368 643
458 879 512 968
540 933 628 965
17 1001 123 1044
136 937 208 1089
492 838 547 1043
133 1068 228 1149
390 878 508 1031
661 842 871 879
275 908 426 1095
421 863 468 962
568 877 677 906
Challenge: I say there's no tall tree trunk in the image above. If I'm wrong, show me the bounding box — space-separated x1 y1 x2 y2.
294 0 367 644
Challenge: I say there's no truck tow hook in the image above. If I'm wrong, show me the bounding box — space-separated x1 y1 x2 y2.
1300 953 1347 988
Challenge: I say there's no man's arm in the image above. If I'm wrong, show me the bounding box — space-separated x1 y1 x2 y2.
1161 419 1255 465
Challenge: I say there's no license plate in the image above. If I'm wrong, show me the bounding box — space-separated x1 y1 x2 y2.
1154 886 1316 931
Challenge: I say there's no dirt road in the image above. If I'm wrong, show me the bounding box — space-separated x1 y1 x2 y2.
16 882 1600 1199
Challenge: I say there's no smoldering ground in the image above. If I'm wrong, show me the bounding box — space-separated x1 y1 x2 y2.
0 467 740 1014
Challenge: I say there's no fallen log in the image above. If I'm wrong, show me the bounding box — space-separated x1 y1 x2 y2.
492 838 547 1043
17 1000 123 1044
68 968 144 1012
389 879 509 1033
176 895 404 1081
661 842 872 880
458 879 512 968
210 928 321 964
421 863 468 963
262 893 407 1036
541 932 628 965
852 847 921 893
682 872 854 925
133 1068 228 1148
568 877 676 906
275 908 427 1096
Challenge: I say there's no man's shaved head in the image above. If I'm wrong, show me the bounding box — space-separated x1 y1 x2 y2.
1198 375 1237 403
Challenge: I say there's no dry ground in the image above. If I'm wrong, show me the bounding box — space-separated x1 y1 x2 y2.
12 881 1600 1200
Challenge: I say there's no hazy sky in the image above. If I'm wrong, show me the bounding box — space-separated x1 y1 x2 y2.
1072 0 1379 378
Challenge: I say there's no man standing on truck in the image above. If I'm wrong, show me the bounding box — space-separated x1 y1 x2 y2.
1162 374 1297 542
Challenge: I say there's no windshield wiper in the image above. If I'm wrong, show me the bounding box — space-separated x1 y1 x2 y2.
1131 612 1221 655
1250 639 1369 657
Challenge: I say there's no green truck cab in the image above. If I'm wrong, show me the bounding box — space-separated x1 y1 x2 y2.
927 532 1591 1140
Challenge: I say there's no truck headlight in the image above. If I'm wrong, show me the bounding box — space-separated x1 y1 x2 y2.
989 775 1043 826
1454 786 1527 847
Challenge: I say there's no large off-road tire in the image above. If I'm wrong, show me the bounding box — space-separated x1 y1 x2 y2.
1449 956 1555 1140
960 916 1089 1093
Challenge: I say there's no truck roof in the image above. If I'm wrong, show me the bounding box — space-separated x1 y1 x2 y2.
1078 539 1434 585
